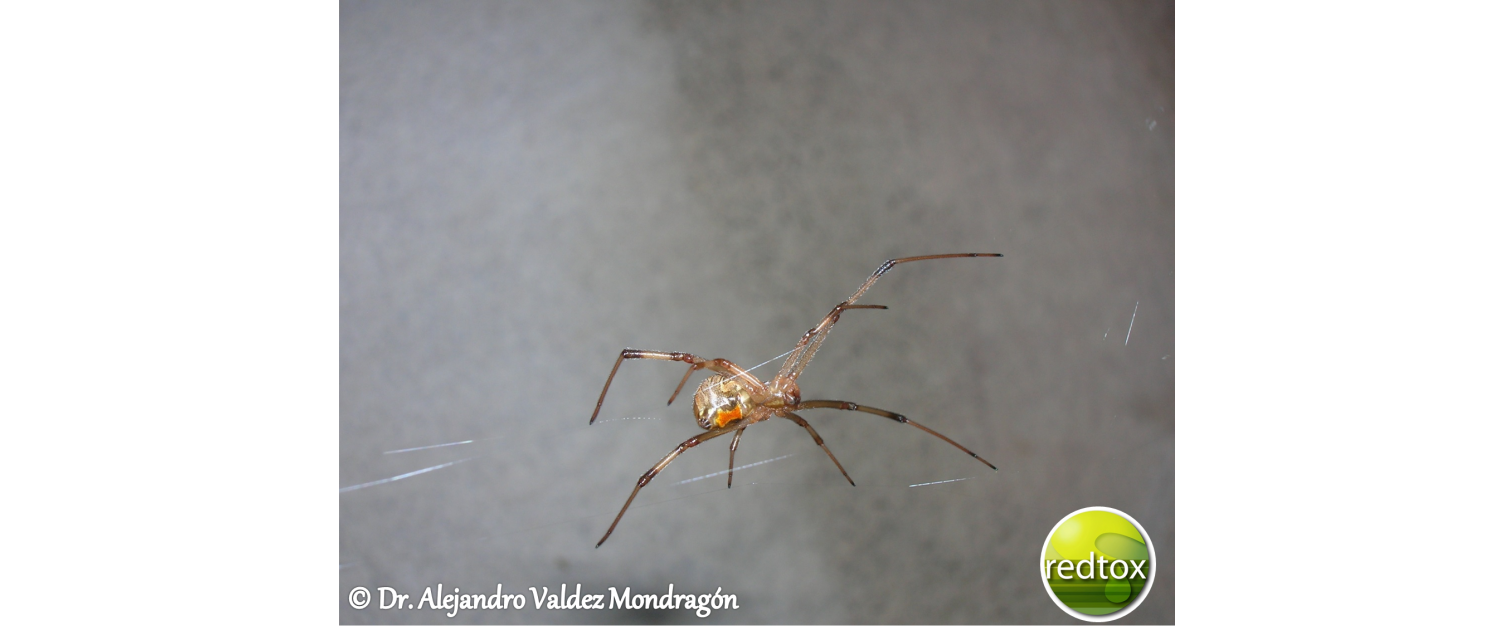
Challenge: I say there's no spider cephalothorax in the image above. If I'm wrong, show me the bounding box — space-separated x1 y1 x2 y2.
590 253 1003 547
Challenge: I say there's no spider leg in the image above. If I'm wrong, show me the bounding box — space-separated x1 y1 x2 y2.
781 412 856 487
794 400 998 471
777 253 1002 381
774 304 886 381
727 427 746 488
590 349 764 424
596 427 736 547
667 365 700 406
665 356 765 405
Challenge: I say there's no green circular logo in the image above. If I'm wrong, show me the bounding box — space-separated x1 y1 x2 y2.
1040 507 1156 622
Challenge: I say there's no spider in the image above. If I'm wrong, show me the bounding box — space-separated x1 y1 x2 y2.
590 253 1003 547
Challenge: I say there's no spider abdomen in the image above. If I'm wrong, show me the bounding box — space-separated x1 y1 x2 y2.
693 375 755 430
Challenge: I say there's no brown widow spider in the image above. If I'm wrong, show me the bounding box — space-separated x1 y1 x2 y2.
590 253 1003 547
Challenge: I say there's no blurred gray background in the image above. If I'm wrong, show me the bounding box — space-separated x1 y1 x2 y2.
341 0 1172 624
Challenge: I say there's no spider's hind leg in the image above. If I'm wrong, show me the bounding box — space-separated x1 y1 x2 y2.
727 427 746 488
782 412 855 487
596 428 736 547
591 349 764 424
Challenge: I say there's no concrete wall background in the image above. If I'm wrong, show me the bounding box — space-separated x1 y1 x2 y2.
340 0 1173 624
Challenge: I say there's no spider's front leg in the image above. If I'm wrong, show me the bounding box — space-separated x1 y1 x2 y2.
596 427 736 547
590 349 763 424
794 400 998 471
